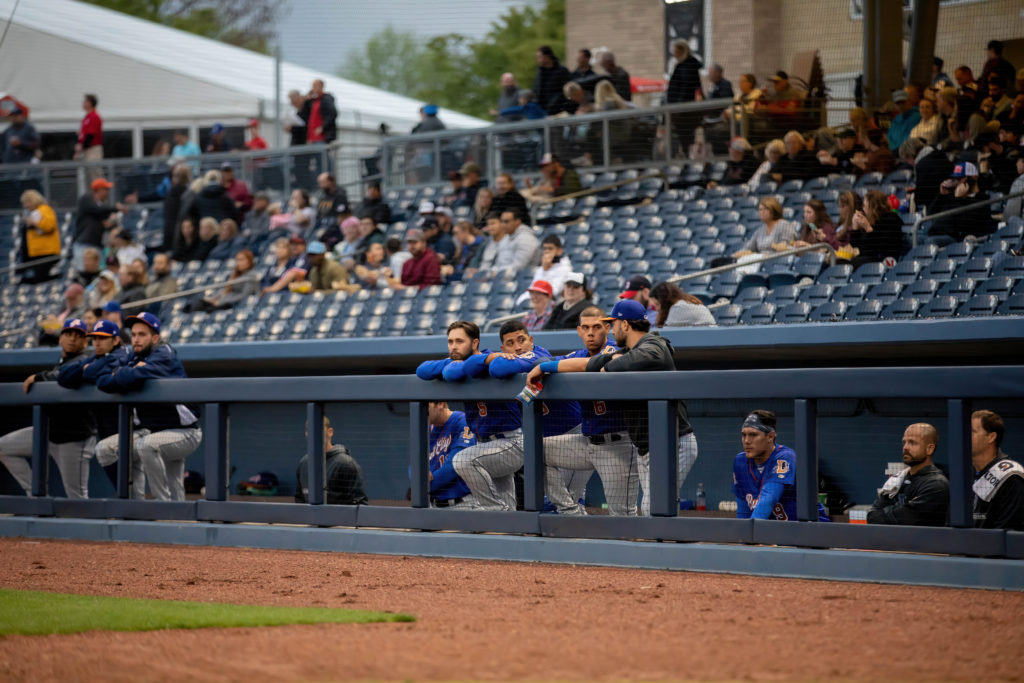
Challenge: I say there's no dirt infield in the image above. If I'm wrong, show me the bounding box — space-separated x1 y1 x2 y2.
0 538 1021 682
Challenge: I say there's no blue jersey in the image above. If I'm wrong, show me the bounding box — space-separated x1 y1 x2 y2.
418 352 522 439
732 444 829 521
558 344 628 436
428 411 474 501
489 345 581 436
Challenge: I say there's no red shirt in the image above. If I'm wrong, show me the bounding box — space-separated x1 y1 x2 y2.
245 136 268 150
79 110 103 147
401 248 442 289
307 98 324 142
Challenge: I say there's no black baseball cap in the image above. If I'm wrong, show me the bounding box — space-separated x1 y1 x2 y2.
619 275 652 299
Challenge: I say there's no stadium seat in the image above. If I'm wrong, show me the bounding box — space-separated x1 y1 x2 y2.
937 277 977 304
765 284 801 307
834 282 870 305
923 258 957 283
885 259 922 284
850 261 887 285
997 294 1024 315
854 171 884 188
867 281 904 305
737 273 768 293
845 299 883 321
907 278 940 300
881 298 922 320
774 302 811 323
996 220 1024 242
817 264 852 285
740 302 776 325
994 255 1024 279
975 276 1016 303
795 252 828 279
709 271 742 299
918 296 959 318
906 243 939 266
937 241 974 265
736 286 767 307
798 283 835 306
883 168 913 185
809 301 848 322
958 294 999 317
711 304 742 326
954 256 993 280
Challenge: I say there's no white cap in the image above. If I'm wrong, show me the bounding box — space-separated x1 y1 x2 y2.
565 271 585 285
418 201 435 214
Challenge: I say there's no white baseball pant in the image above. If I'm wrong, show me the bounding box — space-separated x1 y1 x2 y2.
543 431 639 516
638 432 699 516
95 427 202 501
0 426 95 499
451 431 524 511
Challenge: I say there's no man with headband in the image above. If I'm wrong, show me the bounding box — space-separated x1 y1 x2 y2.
731 409 829 521
867 423 949 526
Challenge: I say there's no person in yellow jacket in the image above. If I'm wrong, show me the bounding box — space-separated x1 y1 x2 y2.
20 189 60 284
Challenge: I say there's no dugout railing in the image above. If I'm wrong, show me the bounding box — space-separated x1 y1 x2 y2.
0 367 1023 559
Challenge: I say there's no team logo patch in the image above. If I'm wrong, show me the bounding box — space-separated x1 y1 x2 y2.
775 460 790 477
997 461 1015 472
463 426 473 440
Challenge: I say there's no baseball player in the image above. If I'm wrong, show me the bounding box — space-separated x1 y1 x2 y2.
93 312 202 501
58 319 131 486
526 299 698 515
426 401 476 508
0 318 95 498
416 320 523 511
731 409 830 521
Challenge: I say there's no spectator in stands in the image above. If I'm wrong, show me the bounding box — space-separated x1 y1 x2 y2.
355 215 388 260
436 204 457 238
162 163 191 252
817 129 864 175
790 199 841 250
977 130 1020 191
472 188 494 228
618 275 657 325
752 71 804 138
971 409 1024 530
82 307 101 334
955 66 982 127
980 40 1017 98
0 107 39 164
650 282 715 327
441 220 486 282
706 63 733 100
832 191 863 253
867 423 949 526
933 56 952 88
295 416 368 506
517 235 572 306
666 38 702 107
399 228 442 289
718 137 759 186
848 106 879 148
412 104 446 134
746 138 784 189
116 259 149 306
192 217 219 261
560 80 590 116
171 219 202 262
101 301 130 347
315 173 349 234
571 48 595 81
262 235 312 294
208 219 246 260
333 215 362 266
386 236 413 276
420 216 454 265
452 162 486 211
909 97 942 145
296 241 352 293
1002 93 1024 129
241 192 271 243
283 90 308 145
849 189 905 266
72 178 123 271
466 212 503 279
935 86 961 145
170 129 200 171
719 73 761 138
87 270 119 309
1005 155 1024 220
319 203 350 251
354 183 391 226
18 189 59 285
526 153 582 200
145 253 177 300
887 89 921 153
497 89 546 121
300 80 338 144
734 197 797 258
853 128 895 176
73 247 102 288
190 170 240 225
205 123 231 153
926 162 996 245
534 45 572 115
523 280 555 330
492 72 521 122
260 238 291 290
74 94 103 179
493 209 540 275
599 51 632 102
244 118 267 150
491 173 529 221
543 272 593 330
271 188 315 236
111 229 145 267
772 130 825 182
220 163 252 216
58 284 88 325
981 76 1013 121
353 242 398 290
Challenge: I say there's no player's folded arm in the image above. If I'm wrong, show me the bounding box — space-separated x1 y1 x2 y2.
57 358 87 389
750 480 785 519
416 358 451 380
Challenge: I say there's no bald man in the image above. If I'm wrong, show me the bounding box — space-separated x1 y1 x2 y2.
867 423 950 526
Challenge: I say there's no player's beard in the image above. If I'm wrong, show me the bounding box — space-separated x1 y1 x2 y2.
902 451 927 467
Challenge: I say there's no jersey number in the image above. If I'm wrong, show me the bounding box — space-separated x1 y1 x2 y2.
594 400 607 415
477 402 488 417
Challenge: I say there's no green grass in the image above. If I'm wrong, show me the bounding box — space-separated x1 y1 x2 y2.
0 589 414 636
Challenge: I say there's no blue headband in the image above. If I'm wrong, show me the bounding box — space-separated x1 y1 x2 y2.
742 413 774 434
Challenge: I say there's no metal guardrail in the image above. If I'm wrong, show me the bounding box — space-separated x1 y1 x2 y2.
0 367 1021 557
670 243 839 287
911 189 1024 248
482 311 527 332
0 254 62 280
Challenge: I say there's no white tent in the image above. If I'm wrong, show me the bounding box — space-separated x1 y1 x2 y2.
0 0 486 152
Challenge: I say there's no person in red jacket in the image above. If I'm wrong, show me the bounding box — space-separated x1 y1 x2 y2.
75 94 103 182
400 228 442 289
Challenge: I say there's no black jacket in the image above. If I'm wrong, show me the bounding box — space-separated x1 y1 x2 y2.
851 211 904 264
95 343 199 433
544 298 592 331
867 464 949 526
586 332 692 455
162 183 189 251
58 346 132 439
667 55 702 103
298 93 338 143
773 150 827 182
190 183 240 224
73 194 116 247
533 60 572 114
974 454 1024 531
412 115 446 135
926 190 997 240
34 349 96 443
721 154 761 185
491 190 529 222
295 445 368 505
355 197 392 226
913 148 953 210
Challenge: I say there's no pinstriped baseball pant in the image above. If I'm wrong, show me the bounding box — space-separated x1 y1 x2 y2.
451 432 524 511
95 427 202 501
0 426 94 499
543 431 639 516
638 432 699 516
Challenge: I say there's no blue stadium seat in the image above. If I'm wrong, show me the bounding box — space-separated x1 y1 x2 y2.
906 278 939 301
834 282 870 305
880 297 922 320
885 259 922 284
677 256 705 273
937 277 977 303
867 280 904 305
795 252 828 279
906 243 939 266
736 286 768 307
740 302 776 325
958 294 999 317
737 273 768 293
923 258 957 283
955 256 992 280
845 299 883 321
774 302 811 323
765 284 801 307
804 176 830 191
883 168 913 185
712 304 742 325
809 301 848 322
798 283 835 306
975 276 1016 303
996 219 1024 242
817 264 852 285
710 271 743 299
997 294 1024 315
855 171 884 188
918 296 959 318
937 241 974 265
994 255 1024 279
850 261 887 285
766 271 800 289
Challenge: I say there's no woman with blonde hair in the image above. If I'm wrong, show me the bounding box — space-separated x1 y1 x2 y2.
19 189 60 284
733 196 798 257
746 138 785 189
594 79 629 111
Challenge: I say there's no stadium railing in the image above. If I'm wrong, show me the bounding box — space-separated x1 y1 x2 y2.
1 366 1022 559
669 243 839 286
912 189 1024 248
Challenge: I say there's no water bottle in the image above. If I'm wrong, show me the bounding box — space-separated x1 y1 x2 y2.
695 482 707 511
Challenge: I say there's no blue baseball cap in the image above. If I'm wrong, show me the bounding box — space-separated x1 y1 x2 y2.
603 299 648 322
88 319 119 337
124 311 161 334
102 300 122 314
62 318 88 335
211 123 224 134
306 240 327 255
422 104 438 116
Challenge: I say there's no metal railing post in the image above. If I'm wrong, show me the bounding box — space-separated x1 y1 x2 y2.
647 400 678 517
486 131 496 187
521 398 545 512
202 403 229 502
542 119 552 160
664 111 673 163
602 119 611 169
306 402 325 505
409 401 429 509
794 398 819 521
116 403 133 499
30 405 48 497
433 138 442 185
947 399 974 528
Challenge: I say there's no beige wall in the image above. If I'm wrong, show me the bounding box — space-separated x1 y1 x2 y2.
565 0 667 80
